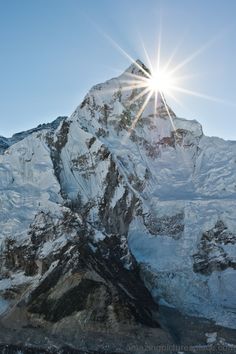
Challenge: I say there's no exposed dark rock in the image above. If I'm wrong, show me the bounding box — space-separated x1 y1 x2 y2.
193 220 236 275
143 212 185 239
86 136 96 149
98 104 112 127
46 120 70 198
96 128 108 138
80 96 90 109
85 96 100 118
25 229 160 330
0 344 121 353
1 239 38 277
0 204 161 333
98 157 138 235
0 138 10 154
29 277 103 322
156 104 176 120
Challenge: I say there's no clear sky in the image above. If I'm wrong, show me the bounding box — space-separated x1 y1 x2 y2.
0 0 236 139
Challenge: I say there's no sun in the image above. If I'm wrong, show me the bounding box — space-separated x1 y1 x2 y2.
147 69 175 95
102 31 229 135
147 70 174 93
119 61 179 132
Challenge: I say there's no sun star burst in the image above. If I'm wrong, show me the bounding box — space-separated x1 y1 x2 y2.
120 58 179 133
98 29 235 136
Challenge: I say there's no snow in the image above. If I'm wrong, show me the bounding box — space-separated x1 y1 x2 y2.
110 184 126 208
0 61 236 328
174 117 203 138
0 272 35 289
205 332 217 344
39 235 68 258
128 199 236 327
58 121 110 205
94 230 106 242
0 116 64 154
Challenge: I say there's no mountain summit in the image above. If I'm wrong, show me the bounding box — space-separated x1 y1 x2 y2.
0 62 236 351
123 59 150 76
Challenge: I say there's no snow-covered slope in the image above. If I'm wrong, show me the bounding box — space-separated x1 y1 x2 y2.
58 61 236 328
0 116 65 154
0 60 236 342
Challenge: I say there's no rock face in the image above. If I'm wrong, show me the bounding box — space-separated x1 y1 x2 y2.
0 60 236 350
193 220 236 275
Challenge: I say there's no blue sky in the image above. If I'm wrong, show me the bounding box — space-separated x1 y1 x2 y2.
0 0 236 139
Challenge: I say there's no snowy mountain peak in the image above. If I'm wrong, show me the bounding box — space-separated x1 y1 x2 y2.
0 60 236 348
70 61 204 157
122 59 150 78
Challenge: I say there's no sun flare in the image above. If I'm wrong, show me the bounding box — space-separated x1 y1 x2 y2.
147 70 174 93
101 30 232 136
146 69 175 95
119 60 179 132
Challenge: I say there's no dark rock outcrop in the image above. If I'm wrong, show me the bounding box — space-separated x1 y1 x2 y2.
193 220 236 274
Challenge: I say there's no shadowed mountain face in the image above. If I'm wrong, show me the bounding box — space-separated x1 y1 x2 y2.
0 60 236 352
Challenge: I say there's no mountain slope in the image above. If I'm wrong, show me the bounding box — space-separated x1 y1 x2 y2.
0 60 236 351
0 116 65 154
59 61 236 328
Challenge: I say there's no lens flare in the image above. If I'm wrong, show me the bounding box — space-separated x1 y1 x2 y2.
96 27 235 136
147 69 175 95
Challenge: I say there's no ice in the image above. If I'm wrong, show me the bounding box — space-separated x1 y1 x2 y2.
0 61 236 328
0 297 8 315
